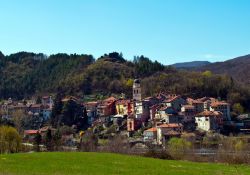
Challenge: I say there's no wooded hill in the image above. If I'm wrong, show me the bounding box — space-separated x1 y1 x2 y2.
195 54 250 85
0 51 250 111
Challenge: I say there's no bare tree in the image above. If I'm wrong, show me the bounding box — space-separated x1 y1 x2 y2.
12 110 26 134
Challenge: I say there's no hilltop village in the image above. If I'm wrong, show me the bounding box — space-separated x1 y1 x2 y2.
1 79 250 150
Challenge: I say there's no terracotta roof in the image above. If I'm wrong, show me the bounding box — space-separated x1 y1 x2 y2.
62 96 79 102
192 100 204 104
144 96 153 100
186 98 195 104
24 130 39 135
115 99 131 105
164 95 180 103
197 97 217 103
102 97 116 106
104 97 116 102
86 101 98 104
30 104 42 108
211 101 229 107
145 127 157 132
182 105 195 109
159 106 172 111
196 111 223 117
85 101 99 107
158 123 183 128
39 126 56 132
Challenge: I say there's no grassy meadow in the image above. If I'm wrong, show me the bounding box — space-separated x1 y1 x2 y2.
0 152 249 175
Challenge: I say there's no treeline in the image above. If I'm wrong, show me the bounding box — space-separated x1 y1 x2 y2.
0 51 250 111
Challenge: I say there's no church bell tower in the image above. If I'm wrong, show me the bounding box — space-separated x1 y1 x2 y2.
133 79 142 101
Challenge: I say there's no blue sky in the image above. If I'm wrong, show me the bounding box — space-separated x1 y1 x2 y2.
0 0 250 64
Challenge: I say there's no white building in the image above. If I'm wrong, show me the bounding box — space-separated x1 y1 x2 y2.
195 111 223 132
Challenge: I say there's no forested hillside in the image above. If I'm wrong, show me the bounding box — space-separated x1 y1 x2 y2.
196 54 250 85
171 61 211 69
0 51 250 111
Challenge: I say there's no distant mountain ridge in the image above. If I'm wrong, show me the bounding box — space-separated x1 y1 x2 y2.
195 54 250 85
171 61 211 69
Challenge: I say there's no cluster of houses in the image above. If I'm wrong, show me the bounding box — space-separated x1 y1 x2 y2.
1 79 250 146
0 96 53 121
84 79 241 145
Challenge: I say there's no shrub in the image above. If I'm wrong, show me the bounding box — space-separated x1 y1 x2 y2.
167 137 192 160
0 126 21 153
79 129 98 152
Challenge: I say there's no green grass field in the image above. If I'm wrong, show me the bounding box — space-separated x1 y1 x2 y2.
0 152 249 175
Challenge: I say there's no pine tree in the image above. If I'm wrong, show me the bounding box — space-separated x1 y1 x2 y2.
34 132 42 152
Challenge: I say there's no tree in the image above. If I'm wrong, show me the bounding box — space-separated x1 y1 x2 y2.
79 129 98 152
12 110 26 134
53 129 62 151
82 107 89 129
126 79 133 87
22 113 44 130
36 96 42 104
167 138 192 160
0 51 4 60
33 132 42 152
232 103 244 114
45 129 53 151
0 126 21 153
51 92 64 127
202 70 212 77
61 100 84 128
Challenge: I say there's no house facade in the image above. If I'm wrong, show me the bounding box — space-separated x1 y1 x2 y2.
210 101 231 121
143 127 157 142
195 111 223 131
115 99 134 117
84 101 99 125
97 97 116 117
156 123 183 145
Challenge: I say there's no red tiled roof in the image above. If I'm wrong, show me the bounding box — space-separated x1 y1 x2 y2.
24 130 39 135
182 105 195 109
101 97 116 106
30 104 42 108
192 100 204 104
158 123 183 128
211 101 229 107
145 127 157 132
39 126 56 132
144 96 153 100
115 99 131 105
159 106 169 111
196 97 217 103
85 101 99 107
104 97 116 102
164 95 180 103
62 96 79 102
196 111 223 117
186 98 195 103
